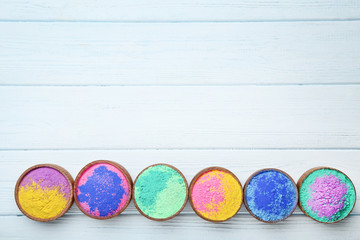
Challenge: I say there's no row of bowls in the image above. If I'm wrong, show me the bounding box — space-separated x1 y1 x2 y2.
15 161 356 223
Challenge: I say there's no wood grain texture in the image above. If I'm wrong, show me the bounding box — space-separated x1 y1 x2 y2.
1 0 359 238
1 214 359 240
0 0 359 22
1 21 359 85
1 85 359 149
1 150 359 239
1 214 360 240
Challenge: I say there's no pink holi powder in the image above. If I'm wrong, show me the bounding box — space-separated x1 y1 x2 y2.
79 201 91 214
307 174 348 219
77 163 126 187
77 163 130 217
192 172 225 213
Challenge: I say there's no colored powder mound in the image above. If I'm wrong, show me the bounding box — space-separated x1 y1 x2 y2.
245 170 297 222
77 163 130 217
299 169 356 223
134 165 187 219
18 167 71 220
191 170 242 221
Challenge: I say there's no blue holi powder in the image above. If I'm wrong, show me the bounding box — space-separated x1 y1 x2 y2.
245 170 297 222
78 166 127 217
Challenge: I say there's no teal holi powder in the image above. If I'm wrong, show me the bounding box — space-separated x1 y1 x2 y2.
299 169 356 223
134 165 187 219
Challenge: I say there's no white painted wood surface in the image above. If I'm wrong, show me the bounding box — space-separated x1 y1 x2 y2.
1 0 360 239
0 0 359 21
1 86 360 149
1 22 360 85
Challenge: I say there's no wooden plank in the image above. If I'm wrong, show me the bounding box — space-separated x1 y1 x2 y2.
0 0 359 22
1 85 360 149
1 214 359 240
1 215 359 240
1 150 359 239
0 21 359 85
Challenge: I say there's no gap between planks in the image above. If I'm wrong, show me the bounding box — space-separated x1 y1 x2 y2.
2 83 360 87
2 148 360 151
0 18 360 23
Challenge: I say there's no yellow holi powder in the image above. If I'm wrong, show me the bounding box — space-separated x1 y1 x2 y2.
18 181 69 220
192 170 243 221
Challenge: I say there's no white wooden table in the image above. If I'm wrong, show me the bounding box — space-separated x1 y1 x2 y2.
1 1 360 239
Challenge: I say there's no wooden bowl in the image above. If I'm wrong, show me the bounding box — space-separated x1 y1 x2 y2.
132 163 188 221
74 160 133 220
188 166 243 222
243 168 298 223
297 166 356 224
15 164 74 222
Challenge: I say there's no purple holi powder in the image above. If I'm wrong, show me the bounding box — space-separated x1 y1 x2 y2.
20 167 71 199
307 174 348 219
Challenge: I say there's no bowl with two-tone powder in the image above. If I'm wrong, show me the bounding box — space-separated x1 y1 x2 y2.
15 164 74 222
74 160 132 219
189 167 243 222
298 167 356 223
133 164 188 221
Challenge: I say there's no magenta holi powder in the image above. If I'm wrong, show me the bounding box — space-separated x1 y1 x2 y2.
308 175 347 218
75 161 132 219
299 168 356 223
192 174 224 213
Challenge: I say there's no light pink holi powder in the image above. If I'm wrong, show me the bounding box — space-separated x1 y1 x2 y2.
192 171 225 213
79 201 91 214
80 201 100 217
307 174 348 219
93 209 100 217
